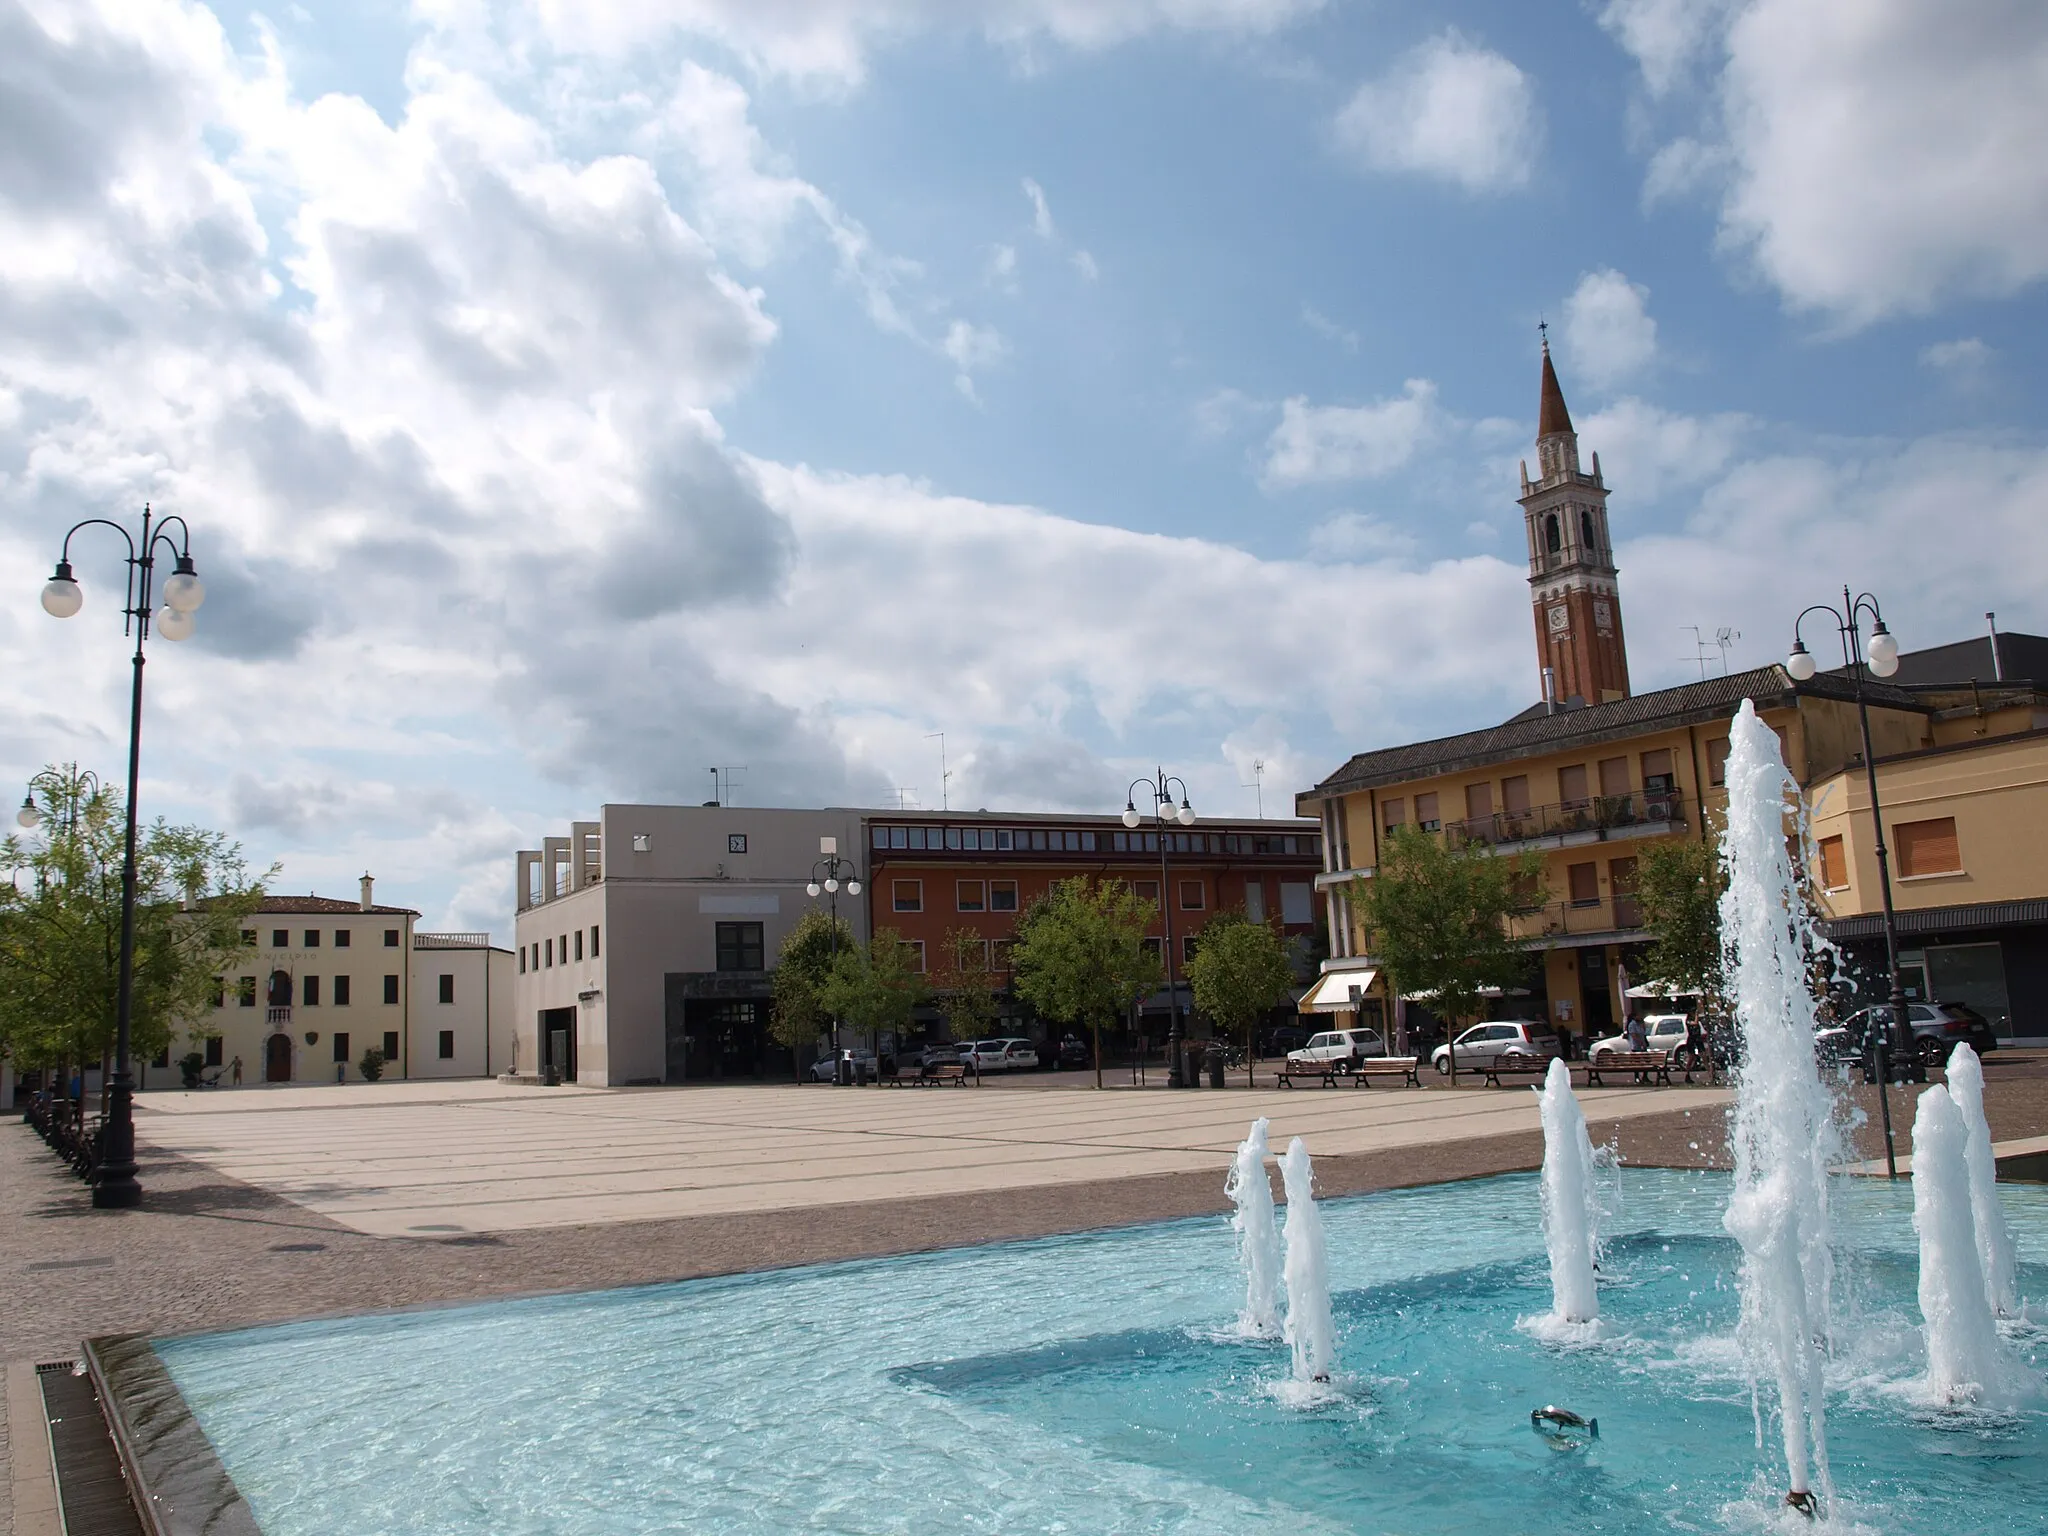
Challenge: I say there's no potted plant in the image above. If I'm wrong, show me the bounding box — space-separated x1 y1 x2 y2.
358 1047 385 1082
177 1051 206 1090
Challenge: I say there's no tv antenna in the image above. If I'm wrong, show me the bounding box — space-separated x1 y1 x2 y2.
708 766 749 807
924 732 951 811
893 787 919 810
1715 627 1741 674
1683 626 1742 680
1241 759 1266 818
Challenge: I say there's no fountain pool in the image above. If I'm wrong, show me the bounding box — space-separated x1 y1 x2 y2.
151 1168 2045 1536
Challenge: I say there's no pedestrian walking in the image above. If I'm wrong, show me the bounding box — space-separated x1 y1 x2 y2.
230 1055 243 1087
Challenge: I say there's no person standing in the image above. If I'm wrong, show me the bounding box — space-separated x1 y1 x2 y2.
230 1055 243 1087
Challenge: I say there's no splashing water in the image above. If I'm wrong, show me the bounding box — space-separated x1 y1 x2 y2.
1944 1044 2019 1318
1538 1058 1600 1325
1226 1118 1284 1337
1279 1138 1336 1383
1912 1085 2005 1406
1717 700 1841 1507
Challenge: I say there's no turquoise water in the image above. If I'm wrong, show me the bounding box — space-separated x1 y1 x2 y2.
157 1170 2048 1534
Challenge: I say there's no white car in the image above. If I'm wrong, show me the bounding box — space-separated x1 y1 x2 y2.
1431 1021 1560 1075
809 1048 877 1082
1286 1029 1387 1071
962 1038 1039 1072
1588 1014 1691 1058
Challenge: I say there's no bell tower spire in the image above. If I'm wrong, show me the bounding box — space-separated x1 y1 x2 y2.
1519 335 1629 706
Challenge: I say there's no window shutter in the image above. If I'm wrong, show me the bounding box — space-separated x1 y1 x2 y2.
1818 835 1846 890
1895 818 1960 877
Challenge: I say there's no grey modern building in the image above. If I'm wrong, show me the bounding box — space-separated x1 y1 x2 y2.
512 805 868 1085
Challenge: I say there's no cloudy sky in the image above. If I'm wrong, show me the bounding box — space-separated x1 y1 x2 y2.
4 0 2046 936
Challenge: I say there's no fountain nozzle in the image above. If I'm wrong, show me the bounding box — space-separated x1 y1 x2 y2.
1784 1489 1818 1519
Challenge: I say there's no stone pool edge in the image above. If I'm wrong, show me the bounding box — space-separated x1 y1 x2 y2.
84 1334 262 1536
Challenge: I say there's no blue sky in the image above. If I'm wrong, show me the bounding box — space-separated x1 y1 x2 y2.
3 0 2046 934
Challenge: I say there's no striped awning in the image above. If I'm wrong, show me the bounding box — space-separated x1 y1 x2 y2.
1298 970 1378 1013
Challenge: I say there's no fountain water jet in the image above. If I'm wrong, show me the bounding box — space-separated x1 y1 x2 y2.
1226 1118 1284 1337
1912 1085 2005 1405
1538 1058 1600 1325
1279 1138 1337 1384
1717 701 1840 1512
1944 1044 2018 1318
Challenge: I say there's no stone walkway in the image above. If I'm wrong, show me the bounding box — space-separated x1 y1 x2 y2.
131 1076 1728 1237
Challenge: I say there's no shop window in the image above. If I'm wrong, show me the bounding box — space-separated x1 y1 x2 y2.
1896 817 1961 878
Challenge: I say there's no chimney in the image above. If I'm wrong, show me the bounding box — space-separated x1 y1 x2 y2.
1987 611 2003 682
360 872 375 912
1542 666 1557 715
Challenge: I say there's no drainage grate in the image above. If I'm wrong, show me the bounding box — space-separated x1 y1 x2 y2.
40 1363 146 1536
26 1256 115 1272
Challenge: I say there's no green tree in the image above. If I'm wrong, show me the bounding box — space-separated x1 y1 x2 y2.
0 765 268 1102
819 928 929 1067
768 907 856 1077
1634 837 1725 1000
1010 877 1162 1088
1346 825 1540 1079
1184 907 1296 1076
929 928 1003 1044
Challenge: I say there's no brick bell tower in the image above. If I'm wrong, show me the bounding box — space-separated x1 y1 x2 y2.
1520 333 1630 706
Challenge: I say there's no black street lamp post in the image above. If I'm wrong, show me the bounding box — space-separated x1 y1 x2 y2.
35 505 205 1208
1124 769 1196 1087
806 843 862 1073
1786 587 1904 1180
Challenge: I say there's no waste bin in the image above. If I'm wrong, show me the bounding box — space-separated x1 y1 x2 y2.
1205 1043 1226 1089
836 1053 854 1086
1183 1042 1206 1087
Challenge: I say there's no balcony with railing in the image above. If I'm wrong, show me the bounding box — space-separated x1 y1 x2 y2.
1438 790 1685 855
266 1005 292 1028
1509 894 1645 944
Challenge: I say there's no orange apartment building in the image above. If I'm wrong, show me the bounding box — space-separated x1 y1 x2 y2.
862 810 1325 1051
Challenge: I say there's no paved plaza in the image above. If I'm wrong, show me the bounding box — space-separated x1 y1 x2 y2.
132 1076 1730 1238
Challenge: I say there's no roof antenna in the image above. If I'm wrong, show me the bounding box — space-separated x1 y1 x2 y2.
924 732 950 811
1241 759 1266 818
1987 612 2003 681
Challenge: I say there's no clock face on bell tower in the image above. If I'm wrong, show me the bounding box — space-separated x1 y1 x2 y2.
1520 340 1630 706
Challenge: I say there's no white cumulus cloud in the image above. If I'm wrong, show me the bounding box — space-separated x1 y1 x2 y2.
1609 0 2048 324
1262 381 1441 487
1333 32 1541 194
1562 268 1658 389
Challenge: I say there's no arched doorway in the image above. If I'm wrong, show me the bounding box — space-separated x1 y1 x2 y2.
265 1032 292 1082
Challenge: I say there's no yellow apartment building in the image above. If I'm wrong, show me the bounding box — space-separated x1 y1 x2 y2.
1294 340 2048 1049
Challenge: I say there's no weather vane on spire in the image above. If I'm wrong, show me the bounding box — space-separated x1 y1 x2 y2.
1538 317 1549 349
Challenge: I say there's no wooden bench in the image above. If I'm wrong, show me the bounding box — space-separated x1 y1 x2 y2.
884 1061 973 1087
1480 1052 1554 1086
1275 1060 1344 1087
1349 1057 1421 1087
1582 1050 1672 1087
